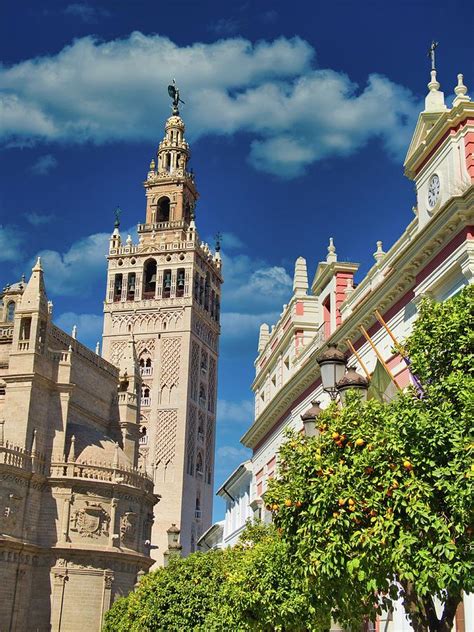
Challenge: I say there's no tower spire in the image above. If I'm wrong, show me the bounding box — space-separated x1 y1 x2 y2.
425 40 446 113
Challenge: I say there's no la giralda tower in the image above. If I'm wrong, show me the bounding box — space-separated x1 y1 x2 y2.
102 83 222 563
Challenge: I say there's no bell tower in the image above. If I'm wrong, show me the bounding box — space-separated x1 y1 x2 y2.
102 83 222 563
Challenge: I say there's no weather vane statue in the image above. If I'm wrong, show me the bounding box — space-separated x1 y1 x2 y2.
114 206 121 228
167 79 185 116
427 40 438 71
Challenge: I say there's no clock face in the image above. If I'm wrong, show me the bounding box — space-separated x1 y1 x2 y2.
427 174 440 208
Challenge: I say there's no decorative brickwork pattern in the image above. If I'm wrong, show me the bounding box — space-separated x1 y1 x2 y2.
110 340 127 366
186 405 196 475
205 416 214 485
160 337 181 388
208 356 216 413
190 341 199 402
154 409 178 466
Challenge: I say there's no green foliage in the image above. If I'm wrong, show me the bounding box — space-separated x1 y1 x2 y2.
104 521 318 631
104 548 239 631
265 287 474 632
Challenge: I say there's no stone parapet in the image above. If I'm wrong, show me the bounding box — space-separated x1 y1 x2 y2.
49 459 154 495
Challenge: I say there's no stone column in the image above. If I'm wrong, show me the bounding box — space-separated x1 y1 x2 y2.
100 571 114 627
51 568 68 632
108 498 119 547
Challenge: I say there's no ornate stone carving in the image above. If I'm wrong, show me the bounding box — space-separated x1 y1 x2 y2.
120 511 138 545
70 501 110 539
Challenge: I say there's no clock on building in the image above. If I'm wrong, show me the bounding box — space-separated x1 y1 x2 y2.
427 174 440 208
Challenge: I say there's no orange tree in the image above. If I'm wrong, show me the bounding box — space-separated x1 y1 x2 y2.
265 286 473 632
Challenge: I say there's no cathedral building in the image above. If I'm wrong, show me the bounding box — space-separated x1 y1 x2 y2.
102 96 222 562
0 89 222 629
0 261 157 631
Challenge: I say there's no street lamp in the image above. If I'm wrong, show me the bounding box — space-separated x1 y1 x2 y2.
316 344 347 400
301 400 323 437
336 366 369 405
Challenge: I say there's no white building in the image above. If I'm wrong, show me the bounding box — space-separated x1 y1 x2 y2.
240 68 474 630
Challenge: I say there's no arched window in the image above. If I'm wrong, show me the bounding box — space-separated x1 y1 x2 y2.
196 452 203 477
6 302 15 322
127 272 136 301
176 268 185 298
113 274 122 302
143 259 157 298
141 385 151 407
195 495 201 519
139 426 148 445
139 358 145 368
204 273 210 311
145 358 152 367
162 269 172 299
157 197 170 223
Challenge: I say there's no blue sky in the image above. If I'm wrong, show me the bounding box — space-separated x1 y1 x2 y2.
1 0 473 520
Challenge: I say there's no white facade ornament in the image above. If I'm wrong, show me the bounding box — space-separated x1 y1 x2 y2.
71 325 77 339
293 257 309 296
453 73 471 106
326 237 337 263
425 70 447 112
373 241 386 265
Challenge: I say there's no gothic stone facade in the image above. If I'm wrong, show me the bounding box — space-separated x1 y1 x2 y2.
0 263 157 631
102 111 222 563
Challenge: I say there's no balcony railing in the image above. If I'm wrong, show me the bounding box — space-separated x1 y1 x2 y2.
49 459 153 493
138 220 187 232
139 435 148 445
140 367 153 376
141 397 151 407
0 442 46 475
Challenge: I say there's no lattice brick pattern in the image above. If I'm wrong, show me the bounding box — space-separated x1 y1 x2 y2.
190 341 200 402
160 337 181 387
208 356 217 413
110 340 127 366
186 404 197 475
154 409 178 466
205 416 214 485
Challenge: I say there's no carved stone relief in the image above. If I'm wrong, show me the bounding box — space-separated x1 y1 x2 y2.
70 501 110 539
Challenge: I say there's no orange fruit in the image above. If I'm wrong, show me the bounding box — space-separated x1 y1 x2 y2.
332 432 340 441
355 438 365 447
284 499 292 507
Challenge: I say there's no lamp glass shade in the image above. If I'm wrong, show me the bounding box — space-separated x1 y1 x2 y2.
303 418 317 437
320 360 346 391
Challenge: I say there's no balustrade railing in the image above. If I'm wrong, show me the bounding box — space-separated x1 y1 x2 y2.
0 442 46 475
49 460 153 493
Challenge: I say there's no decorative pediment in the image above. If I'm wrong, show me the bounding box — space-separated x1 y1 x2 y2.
404 111 444 168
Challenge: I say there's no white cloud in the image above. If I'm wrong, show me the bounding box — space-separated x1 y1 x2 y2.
31 154 58 175
221 311 280 342
25 211 54 226
222 252 292 313
216 445 251 461
0 33 420 177
63 3 110 23
217 399 254 425
54 312 103 346
34 231 109 296
0 225 23 262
